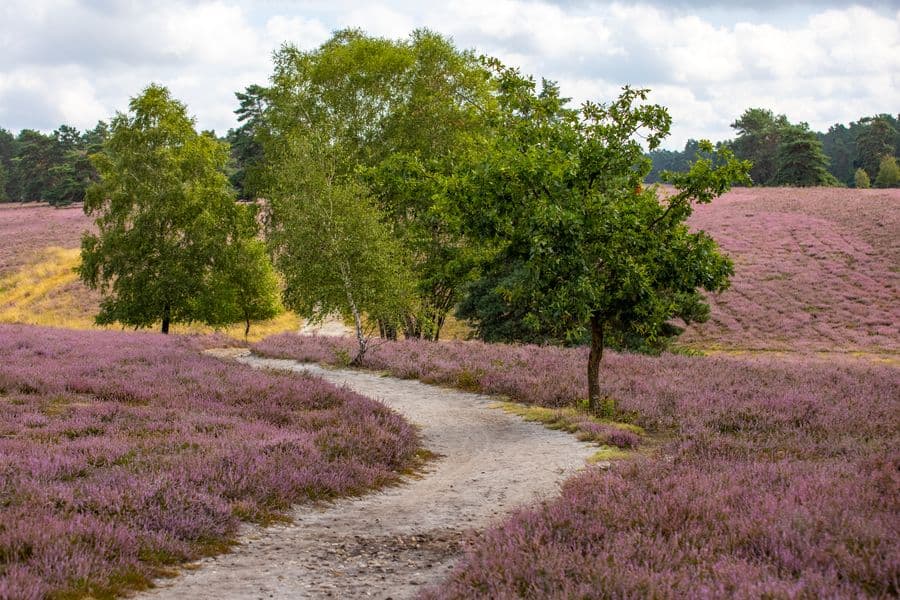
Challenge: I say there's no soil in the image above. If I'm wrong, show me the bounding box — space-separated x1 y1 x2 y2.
140 351 595 599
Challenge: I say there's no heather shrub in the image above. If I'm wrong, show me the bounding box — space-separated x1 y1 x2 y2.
424 456 899 599
682 187 899 353
0 325 418 598
255 333 899 597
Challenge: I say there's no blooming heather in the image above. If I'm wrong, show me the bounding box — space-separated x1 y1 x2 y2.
255 334 899 597
0 325 418 599
683 186 899 353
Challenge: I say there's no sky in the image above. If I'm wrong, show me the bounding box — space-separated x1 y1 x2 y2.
0 0 898 149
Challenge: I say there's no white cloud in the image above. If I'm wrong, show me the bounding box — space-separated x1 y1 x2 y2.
0 0 897 148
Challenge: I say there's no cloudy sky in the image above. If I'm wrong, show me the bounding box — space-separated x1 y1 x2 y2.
1 0 898 148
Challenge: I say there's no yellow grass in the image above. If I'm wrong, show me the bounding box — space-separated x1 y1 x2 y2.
0 247 94 328
0 246 301 341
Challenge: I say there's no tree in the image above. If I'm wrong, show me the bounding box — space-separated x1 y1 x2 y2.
855 168 871 189
646 139 703 183
258 29 494 341
456 63 750 412
731 108 789 185
820 123 857 185
0 128 15 201
225 84 267 199
874 155 900 188
262 136 412 364
44 124 104 206
2 124 102 205
773 124 838 186
79 84 278 334
197 203 283 338
9 129 60 201
856 116 897 179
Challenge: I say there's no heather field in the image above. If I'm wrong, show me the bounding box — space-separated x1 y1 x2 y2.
3 188 898 353
683 187 899 354
254 334 900 597
0 325 418 599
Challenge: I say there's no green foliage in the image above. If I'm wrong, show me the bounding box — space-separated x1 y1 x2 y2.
257 28 494 340
225 84 267 199
730 108 789 185
196 203 283 338
3 125 103 205
456 62 750 409
856 116 897 179
0 128 14 201
646 139 719 184
773 124 838 186
854 167 871 189
262 135 413 362
78 84 278 334
820 122 859 185
874 155 900 188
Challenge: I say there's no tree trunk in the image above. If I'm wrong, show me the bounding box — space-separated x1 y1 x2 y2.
161 304 171 335
350 304 366 366
339 263 367 366
587 313 604 413
244 317 251 340
403 314 421 339
378 320 397 340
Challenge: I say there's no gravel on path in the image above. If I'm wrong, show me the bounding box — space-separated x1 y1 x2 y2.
141 350 595 599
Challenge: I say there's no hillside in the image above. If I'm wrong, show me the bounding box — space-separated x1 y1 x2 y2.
682 187 899 354
2 187 898 354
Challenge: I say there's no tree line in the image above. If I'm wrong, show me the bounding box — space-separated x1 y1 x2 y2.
647 109 900 187
36 29 752 411
0 124 109 205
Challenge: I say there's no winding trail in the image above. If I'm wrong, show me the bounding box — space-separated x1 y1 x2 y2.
142 351 595 599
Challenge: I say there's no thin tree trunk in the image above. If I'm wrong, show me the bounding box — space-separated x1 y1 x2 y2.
403 314 421 339
349 302 366 366
587 313 604 413
161 304 171 334
378 320 397 340
244 317 251 340
339 263 366 365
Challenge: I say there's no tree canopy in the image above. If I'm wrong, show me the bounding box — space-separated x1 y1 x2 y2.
262 135 412 363
453 62 750 411
0 124 105 205
647 111 900 188
78 84 279 334
772 124 838 187
255 28 495 341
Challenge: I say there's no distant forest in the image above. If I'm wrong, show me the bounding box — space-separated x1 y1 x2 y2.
0 122 253 206
648 110 900 188
1 107 899 206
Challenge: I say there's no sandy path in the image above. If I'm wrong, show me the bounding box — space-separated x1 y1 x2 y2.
141 352 595 599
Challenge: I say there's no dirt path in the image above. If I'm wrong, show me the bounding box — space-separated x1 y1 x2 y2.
141 351 595 599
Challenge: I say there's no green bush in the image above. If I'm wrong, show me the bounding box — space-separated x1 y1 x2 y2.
854 167 871 189
874 155 899 188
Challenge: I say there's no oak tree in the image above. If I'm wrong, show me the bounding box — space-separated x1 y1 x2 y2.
457 64 750 412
